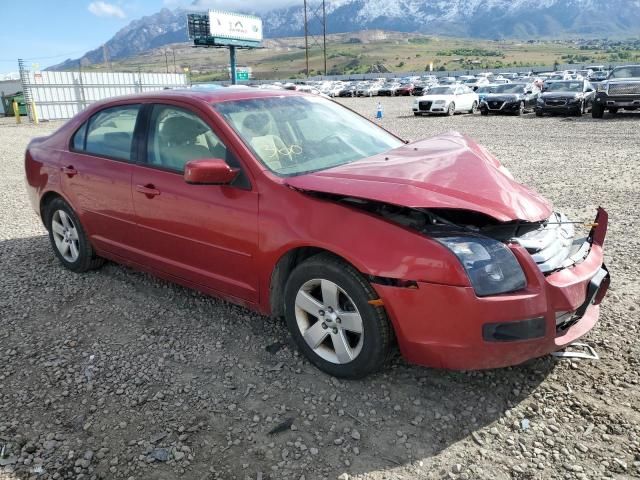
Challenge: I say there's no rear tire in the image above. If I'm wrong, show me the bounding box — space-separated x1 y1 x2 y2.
592 103 604 118
469 101 478 114
284 253 393 379
515 101 524 116
45 197 104 273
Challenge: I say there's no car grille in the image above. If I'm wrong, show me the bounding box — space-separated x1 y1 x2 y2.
488 101 504 109
512 212 587 274
418 101 432 110
608 83 640 95
545 99 567 106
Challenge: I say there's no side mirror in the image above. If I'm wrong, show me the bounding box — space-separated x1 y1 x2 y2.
585 88 594 92
525 90 533 94
184 159 238 185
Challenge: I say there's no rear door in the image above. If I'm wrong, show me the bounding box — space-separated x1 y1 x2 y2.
128 103 260 304
61 104 141 257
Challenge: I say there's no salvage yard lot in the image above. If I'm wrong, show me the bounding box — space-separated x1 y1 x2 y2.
1 97 639 480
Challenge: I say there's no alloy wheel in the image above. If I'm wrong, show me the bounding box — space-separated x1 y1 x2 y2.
294 278 364 364
51 210 80 262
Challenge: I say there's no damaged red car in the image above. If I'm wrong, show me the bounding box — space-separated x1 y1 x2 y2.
25 89 610 378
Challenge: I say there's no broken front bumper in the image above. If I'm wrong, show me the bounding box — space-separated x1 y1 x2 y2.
374 208 610 370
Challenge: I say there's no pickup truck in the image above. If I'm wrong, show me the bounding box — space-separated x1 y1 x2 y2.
592 65 640 118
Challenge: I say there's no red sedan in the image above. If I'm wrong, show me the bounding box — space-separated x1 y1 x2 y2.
397 83 415 96
24 89 610 378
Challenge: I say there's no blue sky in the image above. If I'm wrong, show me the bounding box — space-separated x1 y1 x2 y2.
0 0 300 75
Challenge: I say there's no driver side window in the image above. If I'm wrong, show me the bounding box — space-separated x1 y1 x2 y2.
147 105 228 173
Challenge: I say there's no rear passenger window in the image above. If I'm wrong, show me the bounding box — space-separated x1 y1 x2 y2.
72 122 87 151
84 105 140 161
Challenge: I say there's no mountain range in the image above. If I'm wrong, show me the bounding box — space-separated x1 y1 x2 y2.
48 0 640 71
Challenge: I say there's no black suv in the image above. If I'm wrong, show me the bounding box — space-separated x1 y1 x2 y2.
592 65 640 118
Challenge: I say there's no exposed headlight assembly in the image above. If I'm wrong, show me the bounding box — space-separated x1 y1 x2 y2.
597 83 607 93
433 99 446 104
436 236 526 296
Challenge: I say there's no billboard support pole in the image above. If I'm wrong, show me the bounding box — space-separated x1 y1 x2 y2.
230 46 237 85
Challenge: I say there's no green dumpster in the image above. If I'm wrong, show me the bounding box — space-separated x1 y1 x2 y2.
1 91 27 116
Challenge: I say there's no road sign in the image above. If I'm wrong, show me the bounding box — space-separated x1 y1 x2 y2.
236 71 249 81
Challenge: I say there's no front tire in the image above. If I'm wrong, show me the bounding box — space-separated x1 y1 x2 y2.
447 102 455 116
45 197 104 273
284 253 393 378
515 101 524 116
592 103 604 118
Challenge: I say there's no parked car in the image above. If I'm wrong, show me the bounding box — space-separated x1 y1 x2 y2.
338 84 358 97
535 80 596 116
378 82 402 96
357 83 381 97
543 74 571 90
24 88 610 378
592 64 640 118
475 84 496 104
397 83 415 96
463 77 490 91
438 76 458 85
412 82 430 96
589 70 610 83
480 82 540 116
412 85 479 115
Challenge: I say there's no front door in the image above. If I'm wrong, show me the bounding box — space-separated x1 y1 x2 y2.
129 104 259 304
61 104 141 257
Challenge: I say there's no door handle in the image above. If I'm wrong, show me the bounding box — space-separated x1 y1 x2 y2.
136 184 161 198
61 165 78 177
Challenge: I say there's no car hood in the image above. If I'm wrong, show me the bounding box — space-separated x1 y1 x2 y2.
416 94 453 101
285 132 552 222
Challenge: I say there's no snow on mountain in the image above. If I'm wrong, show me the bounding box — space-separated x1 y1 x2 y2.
47 0 640 70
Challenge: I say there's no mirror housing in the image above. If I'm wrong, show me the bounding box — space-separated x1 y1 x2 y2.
184 159 238 185
585 87 594 92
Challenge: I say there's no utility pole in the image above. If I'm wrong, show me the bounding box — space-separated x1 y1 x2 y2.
322 0 327 76
303 0 328 78
172 49 176 73
102 44 111 71
304 0 309 77
165 50 169 73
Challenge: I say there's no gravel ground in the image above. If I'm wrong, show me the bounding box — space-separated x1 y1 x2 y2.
1 98 639 480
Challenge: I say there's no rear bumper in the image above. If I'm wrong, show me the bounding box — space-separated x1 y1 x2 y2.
374 209 610 370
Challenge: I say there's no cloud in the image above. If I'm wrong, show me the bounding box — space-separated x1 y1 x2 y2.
88 1 126 18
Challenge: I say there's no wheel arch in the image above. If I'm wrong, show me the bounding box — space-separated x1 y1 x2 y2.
39 190 67 227
269 246 365 318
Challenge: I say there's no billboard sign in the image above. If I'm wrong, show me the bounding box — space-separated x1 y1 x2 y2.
208 10 263 43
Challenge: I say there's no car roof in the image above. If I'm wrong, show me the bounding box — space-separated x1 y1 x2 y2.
89 87 305 109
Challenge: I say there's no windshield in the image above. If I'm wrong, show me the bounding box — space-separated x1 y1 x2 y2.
609 66 640 79
545 81 583 92
214 95 403 176
493 83 525 93
463 79 477 84
476 86 492 93
428 86 455 95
